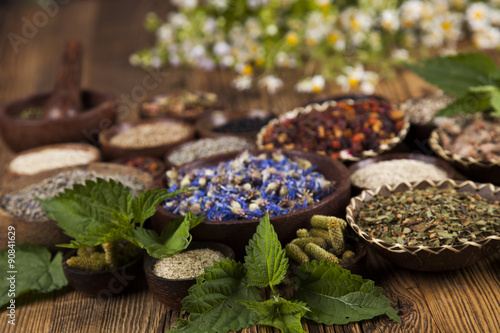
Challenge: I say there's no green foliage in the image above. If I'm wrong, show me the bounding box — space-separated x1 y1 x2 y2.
170 214 400 332
407 53 500 117
0 243 67 307
244 213 288 289
39 178 201 258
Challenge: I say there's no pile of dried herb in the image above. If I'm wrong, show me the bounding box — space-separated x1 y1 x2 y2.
357 187 500 247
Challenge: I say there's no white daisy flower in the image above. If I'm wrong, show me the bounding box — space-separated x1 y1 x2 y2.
168 13 189 28
231 75 253 91
213 41 231 56
391 48 410 61
466 2 490 31
381 9 400 32
400 0 424 28
258 75 284 94
473 26 500 48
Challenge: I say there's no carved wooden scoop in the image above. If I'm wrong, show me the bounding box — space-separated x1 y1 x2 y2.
43 40 83 119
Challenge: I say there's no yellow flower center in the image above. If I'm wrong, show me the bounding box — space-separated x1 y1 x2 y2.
348 77 359 87
350 17 360 31
441 21 452 31
475 12 483 19
306 37 317 46
312 84 322 93
242 64 253 76
328 33 339 44
286 32 299 46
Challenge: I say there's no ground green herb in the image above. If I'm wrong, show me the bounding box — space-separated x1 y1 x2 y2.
358 187 500 247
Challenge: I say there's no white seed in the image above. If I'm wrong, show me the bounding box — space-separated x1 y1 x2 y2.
153 248 226 279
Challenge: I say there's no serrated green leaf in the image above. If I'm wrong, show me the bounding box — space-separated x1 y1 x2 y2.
436 92 492 117
0 244 67 307
239 297 309 333
131 188 188 227
243 213 288 288
407 53 497 97
292 261 400 325
490 89 500 116
171 259 261 333
125 212 202 258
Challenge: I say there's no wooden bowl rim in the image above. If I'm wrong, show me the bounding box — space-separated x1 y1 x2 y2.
99 118 196 152
256 95 410 162
156 148 351 226
346 178 500 256
6 143 102 177
0 89 116 126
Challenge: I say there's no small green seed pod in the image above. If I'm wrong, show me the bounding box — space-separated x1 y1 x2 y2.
328 220 345 256
77 246 96 258
285 243 309 264
328 216 347 230
304 243 340 264
67 256 107 272
291 237 328 249
342 250 356 262
310 215 330 230
296 228 309 238
309 228 330 240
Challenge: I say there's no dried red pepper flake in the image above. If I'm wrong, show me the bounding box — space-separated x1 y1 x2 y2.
262 97 405 158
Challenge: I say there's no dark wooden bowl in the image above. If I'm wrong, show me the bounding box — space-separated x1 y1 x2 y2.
195 109 274 139
63 250 143 298
139 91 220 123
144 241 235 312
0 90 116 152
346 179 500 272
5 143 101 181
0 163 153 253
257 94 410 163
163 135 256 169
111 156 166 179
348 153 459 195
430 129 500 186
99 118 196 160
152 149 351 259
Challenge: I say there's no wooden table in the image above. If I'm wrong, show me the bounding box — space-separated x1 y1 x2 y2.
1 1 500 332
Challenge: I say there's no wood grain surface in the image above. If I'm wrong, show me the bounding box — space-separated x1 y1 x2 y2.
1 1 500 332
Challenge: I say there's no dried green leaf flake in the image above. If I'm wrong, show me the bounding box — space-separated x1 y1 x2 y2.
292 261 400 325
0 244 67 307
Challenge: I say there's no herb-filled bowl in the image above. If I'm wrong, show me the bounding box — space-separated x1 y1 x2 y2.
0 163 153 252
144 241 235 312
99 118 196 160
152 149 351 258
429 114 500 186
346 179 500 272
256 94 409 162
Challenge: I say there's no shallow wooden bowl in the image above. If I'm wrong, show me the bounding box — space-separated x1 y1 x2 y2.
5 143 101 181
163 135 256 169
257 94 409 163
430 129 500 186
0 90 116 152
195 109 274 139
99 119 196 160
346 179 500 272
63 250 143 298
348 153 459 195
0 163 153 252
152 149 351 259
144 241 235 312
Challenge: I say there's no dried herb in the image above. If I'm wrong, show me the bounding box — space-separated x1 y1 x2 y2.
358 187 500 247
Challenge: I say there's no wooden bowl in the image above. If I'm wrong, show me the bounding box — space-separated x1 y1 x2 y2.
5 143 101 181
195 109 274 139
139 90 220 123
144 241 235 312
111 156 165 179
0 163 153 252
163 135 256 169
348 153 459 195
63 250 143 298
257 94 410 162
0 90 116 152
99 119 196 160
151 149 351 259
430 128 500 186
346 179 500 272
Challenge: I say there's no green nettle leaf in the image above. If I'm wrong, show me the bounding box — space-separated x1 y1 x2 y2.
125 212 203 258
490 89 500 116
436 91 493 117
171 259 262 333
243 213 288 288
239 297 309 333
131 188 188 227
0 244 67 307
292 261 401 325
407 53 497 97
